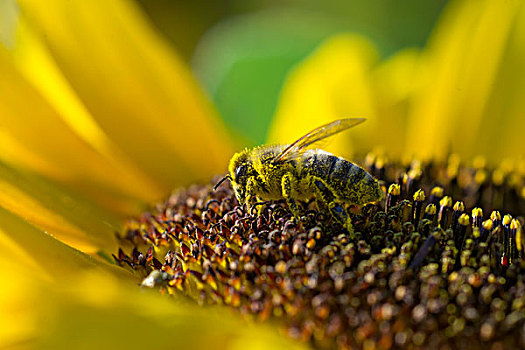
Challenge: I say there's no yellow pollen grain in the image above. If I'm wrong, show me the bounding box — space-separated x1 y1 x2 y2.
492 169 505 186
440 196 453 208
413 189 425 202
425 204 436 215
431 186 444 197
307 238 316 249
482 220 493 231
408 168 422 180
453 201 465 212
514 220 523 252
472 208 483 218
490 211 501 222
475 170 487 185
388 184 401 196
459 214 470 226
275 261 287 274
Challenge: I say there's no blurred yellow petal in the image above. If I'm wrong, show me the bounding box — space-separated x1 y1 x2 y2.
267 34 378 158
0 257 305 350
0 0 17 48
0 46 160 214
268 35 424 159
371 48 420 158
5 17 165 206
0 205 131 281
16 0 234 190
406 0 523 161
476 1 525 160
269 0 524 163
0 161 121 253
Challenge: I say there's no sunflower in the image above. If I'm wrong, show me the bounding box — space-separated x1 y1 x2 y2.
0 0 523 349
0 0 300 348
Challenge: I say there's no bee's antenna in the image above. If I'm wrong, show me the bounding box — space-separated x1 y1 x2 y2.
213 174 232 191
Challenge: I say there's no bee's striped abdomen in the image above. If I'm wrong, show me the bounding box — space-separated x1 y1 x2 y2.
326 155 366 185
303 152 364 184
301 150 381 205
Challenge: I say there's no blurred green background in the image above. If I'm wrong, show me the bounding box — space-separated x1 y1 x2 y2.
136 0 449 145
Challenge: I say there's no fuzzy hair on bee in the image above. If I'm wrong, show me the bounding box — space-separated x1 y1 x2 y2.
215 118 383 235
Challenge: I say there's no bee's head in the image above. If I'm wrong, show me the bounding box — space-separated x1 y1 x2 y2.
227 149 254 203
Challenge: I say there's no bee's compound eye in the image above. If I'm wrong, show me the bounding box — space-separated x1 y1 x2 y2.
234 164 246 181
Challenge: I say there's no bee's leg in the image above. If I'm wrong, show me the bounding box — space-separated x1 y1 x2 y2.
244 176 259 210
328 202 354 234
311 178 354 235
281 173 301 219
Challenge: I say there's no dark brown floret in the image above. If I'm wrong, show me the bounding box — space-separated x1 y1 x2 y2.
115 156 524 349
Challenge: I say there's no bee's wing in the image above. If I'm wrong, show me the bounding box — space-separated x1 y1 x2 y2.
272 118 365 163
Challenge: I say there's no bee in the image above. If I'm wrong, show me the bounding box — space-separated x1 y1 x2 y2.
214 118 383 234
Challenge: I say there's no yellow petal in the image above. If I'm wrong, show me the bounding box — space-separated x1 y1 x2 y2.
474 1 525 160
406 0 523 161
0 161 122 253
267 34 378 158
4 16 165 206
0 258 305 349
16 0 234 188
371 48 420 158
0 204 131 281
0 46 161 214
